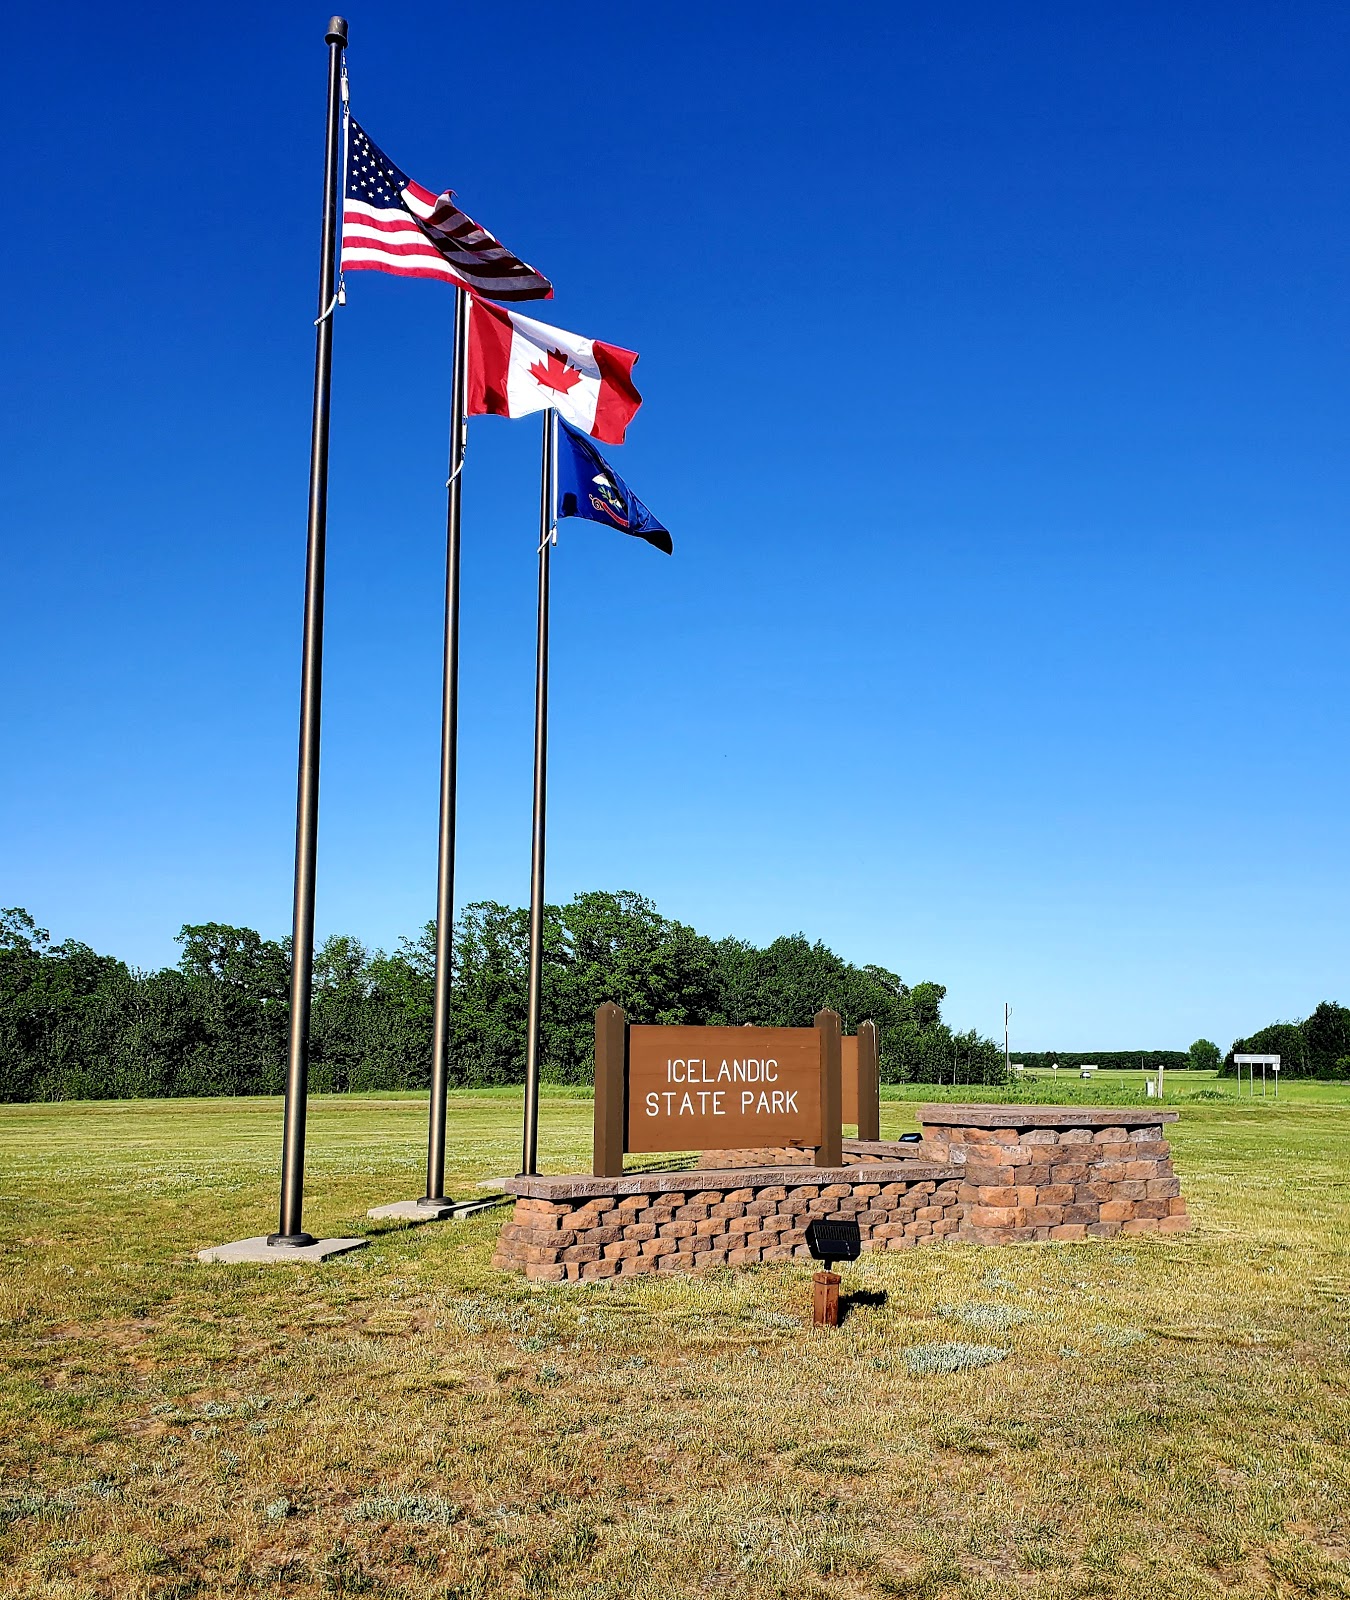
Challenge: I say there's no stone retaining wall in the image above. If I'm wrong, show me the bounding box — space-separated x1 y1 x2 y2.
695 1138 924 1169
917 1105 1190 1243
492 1106 1191 1278
493 1163 961 1282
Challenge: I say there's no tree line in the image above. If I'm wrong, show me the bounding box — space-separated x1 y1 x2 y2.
1220 1001 1350 1080
0 894 1007 1102
1013 1048 1210 1074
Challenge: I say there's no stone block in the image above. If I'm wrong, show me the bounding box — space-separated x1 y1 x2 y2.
695 1217 727 1238
1050 1164 1089 1184
1027 1205 1065 1227
604 1240 639 1260
1086 1221 1121 1238
969 1205 1026 1228
675 1204 710 1222
1063 1204 1098 1225
1133 1199 1169 1220
665 1220 698 1240
1117 1181 1147 1202
1059 1128 1093 1144
960 1224 1018 1245
582 1225 624 1246
1146 1177 1181 1199
623 1222 657 1242
1049 1224 1088 1240
710 1201 746 1220
1098 1200 1134 1222
977 1185 1019 1207
640 1236 675 1257
1011 1167 1051 1189
1040 1184 1076 1205
916 1205 944 1222
1120 1218 1159 1235
524 1262 566 1282
1167 1197 1189 1215
580 1259 620 1279
1158 1215 1192 1234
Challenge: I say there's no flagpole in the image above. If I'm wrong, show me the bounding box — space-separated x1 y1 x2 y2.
272 15 349 1247
521 408 556 1176
421 287 470 1208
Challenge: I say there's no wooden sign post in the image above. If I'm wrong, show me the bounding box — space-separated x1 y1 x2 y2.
592 1008 844 1177
840 1020 881 1141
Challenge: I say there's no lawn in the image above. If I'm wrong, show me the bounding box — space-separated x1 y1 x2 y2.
2 1082 1349 1599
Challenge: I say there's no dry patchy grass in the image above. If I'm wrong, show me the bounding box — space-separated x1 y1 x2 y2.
1 1087 1349 1598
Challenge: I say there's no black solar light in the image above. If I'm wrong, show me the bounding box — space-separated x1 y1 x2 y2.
805 1218 863 1273
805 1218 863 1327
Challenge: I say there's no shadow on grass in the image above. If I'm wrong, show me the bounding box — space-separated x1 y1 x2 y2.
839 1289 888 1325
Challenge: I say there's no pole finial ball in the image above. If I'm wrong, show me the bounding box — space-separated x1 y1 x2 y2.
326 16 349 45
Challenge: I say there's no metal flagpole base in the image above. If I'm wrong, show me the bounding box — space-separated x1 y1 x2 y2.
197 1235 367 1264
268 1231 316 1247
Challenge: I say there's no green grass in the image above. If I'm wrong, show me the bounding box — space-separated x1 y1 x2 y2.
2 1084 1350 1598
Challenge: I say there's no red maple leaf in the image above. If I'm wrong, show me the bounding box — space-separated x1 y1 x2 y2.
528 347 582 394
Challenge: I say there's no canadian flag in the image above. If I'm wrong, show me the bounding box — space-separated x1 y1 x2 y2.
466 297 642 445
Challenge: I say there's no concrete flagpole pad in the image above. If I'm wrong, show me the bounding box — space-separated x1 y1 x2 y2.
197 1235 368 1264
367 1199 458 1222
367 1197 509 1223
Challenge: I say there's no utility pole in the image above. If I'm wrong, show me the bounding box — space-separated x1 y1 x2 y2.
1004 1003 1011 1081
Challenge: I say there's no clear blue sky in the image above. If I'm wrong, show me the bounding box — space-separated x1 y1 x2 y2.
4 1 1347 1053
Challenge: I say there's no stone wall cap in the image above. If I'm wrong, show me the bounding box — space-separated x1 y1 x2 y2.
501 1162 957 1200
915 1103 1179 1128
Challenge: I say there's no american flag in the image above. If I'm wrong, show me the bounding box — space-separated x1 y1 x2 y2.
340 119 552 301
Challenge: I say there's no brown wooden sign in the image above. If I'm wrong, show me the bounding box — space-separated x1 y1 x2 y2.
593 1005 843 1176
841 1020 880 1141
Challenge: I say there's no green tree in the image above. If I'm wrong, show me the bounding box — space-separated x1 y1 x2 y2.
1187 1038 1221 1073
1303 1002 1350 1080
1224 1021 1307 1078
